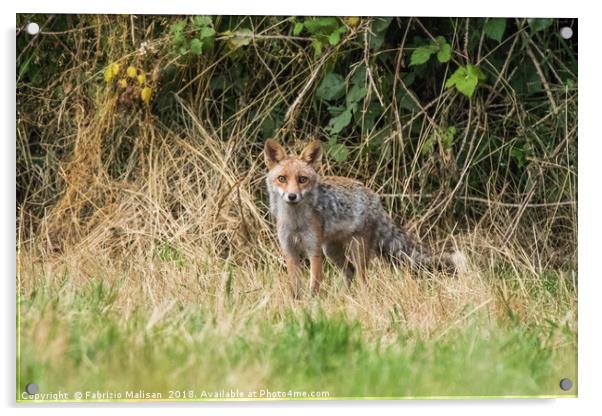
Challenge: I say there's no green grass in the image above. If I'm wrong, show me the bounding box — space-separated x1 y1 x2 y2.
18 274 577 401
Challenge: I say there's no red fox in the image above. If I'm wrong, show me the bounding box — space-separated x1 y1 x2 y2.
264 139 465 298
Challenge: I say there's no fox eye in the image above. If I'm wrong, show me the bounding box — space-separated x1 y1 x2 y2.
277 175 287 183
298 176 308 184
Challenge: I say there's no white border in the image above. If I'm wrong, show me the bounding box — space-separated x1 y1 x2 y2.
3 1 599 415
10 1 581 17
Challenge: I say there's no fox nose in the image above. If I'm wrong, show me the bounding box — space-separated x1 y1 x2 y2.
287 193 298 202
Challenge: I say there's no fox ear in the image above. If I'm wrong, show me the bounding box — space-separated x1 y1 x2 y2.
300 140 323 169
264 139 286 169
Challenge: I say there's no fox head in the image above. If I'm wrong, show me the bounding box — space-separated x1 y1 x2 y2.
264 139 322 204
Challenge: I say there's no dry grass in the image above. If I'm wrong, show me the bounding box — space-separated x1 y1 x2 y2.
17 229 577 398
16 97 576 335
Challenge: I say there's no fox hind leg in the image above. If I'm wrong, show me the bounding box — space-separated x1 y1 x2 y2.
350 236 371 282
323 241 355 285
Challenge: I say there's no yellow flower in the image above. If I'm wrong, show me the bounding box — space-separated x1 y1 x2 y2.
104 62 121 83
136 73 146 84
127 66 137 78
104 68 114 83
117 78 128 88
111 63 120 74
140 86 152 105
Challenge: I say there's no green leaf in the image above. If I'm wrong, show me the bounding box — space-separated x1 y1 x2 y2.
260 113 283 138
325 138 350 162
171 20 187 47
327 105 346 117
190 38 203 55
327 110 352 134
171 20 187 34
366 127 390 151
358 101 382 133
466 64 487 81
316 73 345 101
411 37 451 66
330 144 349 162
434 37 452 62
441 126 457 149
347 102 358 114
397 92 420 112
445 64 486 97
199 26 215 39
198 27 215 51
311 39 323 57
528 18 554 33
369 31 386 50
434 36 446 46
368 17 392 49
410 45 436 66
421 137 435 155
327 26 346 45
350 65 366 85
402 71 416 87
436 43 452 63
304 17 340 35
372 17 393 33
346 84 368 106
445 66 478 97
192 16 212 29
293 22 304 36
484 18 507 42
328 31 341 45
455 77 477 97
510 143 530 168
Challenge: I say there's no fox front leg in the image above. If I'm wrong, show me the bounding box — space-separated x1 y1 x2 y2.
309 254 324 295
285 255 303 299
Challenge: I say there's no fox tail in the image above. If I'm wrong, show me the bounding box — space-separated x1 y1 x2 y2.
374 215 466 273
